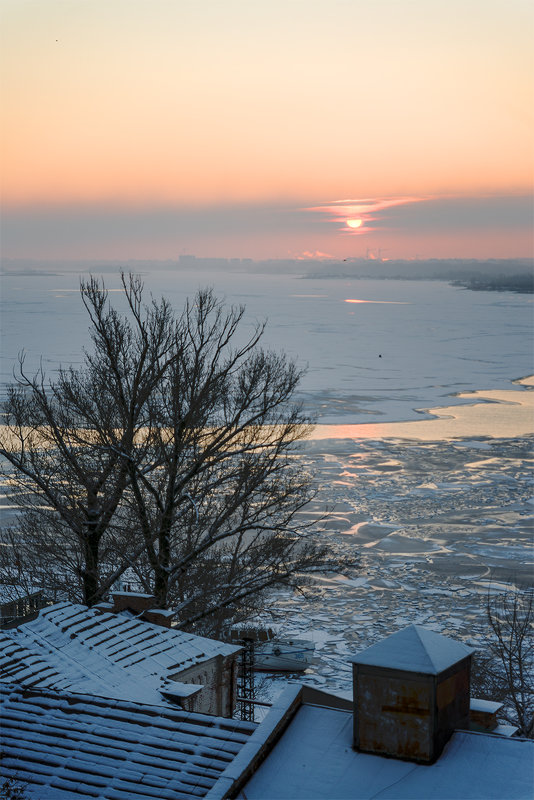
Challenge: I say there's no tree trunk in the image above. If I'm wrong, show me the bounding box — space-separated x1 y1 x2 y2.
154 505 174 607
154 564 169 608
82 532 101 606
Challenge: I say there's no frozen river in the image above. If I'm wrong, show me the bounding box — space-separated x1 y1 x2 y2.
1 266 533 698
1 268 533 429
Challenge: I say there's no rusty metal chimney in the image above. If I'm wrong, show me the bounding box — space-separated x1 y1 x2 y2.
352 625 473 763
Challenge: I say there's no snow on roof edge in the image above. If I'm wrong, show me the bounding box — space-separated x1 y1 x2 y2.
205 683 303 800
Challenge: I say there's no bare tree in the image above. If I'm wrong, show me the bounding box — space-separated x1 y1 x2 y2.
0 276 337 629
0 275 179 605
114 289 330 631
472 589 534 738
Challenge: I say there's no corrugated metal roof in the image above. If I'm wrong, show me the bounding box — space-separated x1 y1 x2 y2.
0 683 256 800
42 602 239 665
0 602 240 704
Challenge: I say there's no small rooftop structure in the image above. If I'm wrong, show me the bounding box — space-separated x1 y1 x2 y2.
352 625 473 763
0 583 45 627
469 697 507 734
0 601 241 716
0 683 256 800
104 590 177 628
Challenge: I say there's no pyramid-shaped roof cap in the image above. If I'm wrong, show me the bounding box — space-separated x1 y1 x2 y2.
352 625 473 675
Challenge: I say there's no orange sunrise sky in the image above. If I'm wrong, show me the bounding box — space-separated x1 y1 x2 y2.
1 0 533 260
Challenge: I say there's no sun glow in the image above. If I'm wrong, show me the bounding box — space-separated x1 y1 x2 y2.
346 218 363 229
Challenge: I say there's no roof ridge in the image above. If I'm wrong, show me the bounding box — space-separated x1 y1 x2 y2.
412 624 436 671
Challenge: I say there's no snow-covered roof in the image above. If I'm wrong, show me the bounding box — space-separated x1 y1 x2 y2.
241 702 534 800
0 626 173 705
470 697 503 714
0 682 257 800
0 602 240 704
352 624 473 675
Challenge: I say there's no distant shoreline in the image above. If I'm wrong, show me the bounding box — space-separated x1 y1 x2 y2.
451 274 534 293
2 259 533 295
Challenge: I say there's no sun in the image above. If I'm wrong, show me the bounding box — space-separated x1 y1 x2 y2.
346 218 363 229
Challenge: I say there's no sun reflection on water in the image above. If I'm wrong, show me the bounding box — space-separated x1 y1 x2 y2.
344 298 409 304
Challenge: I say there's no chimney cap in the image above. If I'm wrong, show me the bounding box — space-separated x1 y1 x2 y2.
352 625 473 675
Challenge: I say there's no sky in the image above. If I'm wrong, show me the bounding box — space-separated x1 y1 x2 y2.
1 0 533 262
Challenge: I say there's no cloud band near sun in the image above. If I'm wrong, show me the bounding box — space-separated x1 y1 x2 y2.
306 197 424 234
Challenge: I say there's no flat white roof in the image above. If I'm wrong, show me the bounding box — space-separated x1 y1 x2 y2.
243 703 534 799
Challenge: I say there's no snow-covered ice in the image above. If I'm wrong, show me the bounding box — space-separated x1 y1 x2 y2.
255 434 533 698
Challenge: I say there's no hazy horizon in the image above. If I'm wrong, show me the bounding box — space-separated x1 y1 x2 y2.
1 1 532 261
